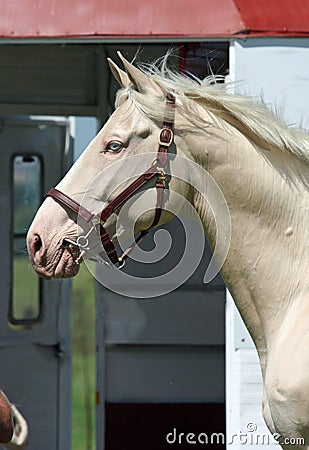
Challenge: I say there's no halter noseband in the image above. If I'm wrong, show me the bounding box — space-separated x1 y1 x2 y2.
47 92 176 268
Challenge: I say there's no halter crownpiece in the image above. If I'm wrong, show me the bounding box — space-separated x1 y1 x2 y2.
47 92 176 268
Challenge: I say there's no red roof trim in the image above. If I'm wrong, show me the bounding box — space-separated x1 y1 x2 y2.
0 0 308 39
234 0 309 35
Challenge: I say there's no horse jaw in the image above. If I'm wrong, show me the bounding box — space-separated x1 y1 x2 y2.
27 197 81 279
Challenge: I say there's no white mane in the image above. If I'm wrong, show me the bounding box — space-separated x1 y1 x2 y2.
115 60 309 165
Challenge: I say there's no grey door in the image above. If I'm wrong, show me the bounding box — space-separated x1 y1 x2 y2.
0 116 73 450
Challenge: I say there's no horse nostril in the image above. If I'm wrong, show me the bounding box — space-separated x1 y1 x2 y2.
31 234 43 255
33 234 42 253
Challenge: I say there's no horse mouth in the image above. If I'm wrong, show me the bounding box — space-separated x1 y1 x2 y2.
31 240 82 280
54 243 81 279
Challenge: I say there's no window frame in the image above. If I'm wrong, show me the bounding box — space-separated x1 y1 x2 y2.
9 152 44 326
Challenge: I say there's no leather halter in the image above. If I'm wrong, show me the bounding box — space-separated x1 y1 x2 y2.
47 92 176 268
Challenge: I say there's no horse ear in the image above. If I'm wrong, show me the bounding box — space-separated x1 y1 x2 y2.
117 51 163 97
107 58 131 88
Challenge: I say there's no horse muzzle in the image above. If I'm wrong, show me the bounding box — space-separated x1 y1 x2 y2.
27 232 81 279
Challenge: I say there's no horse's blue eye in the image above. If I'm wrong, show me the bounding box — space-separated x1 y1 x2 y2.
107 142 122 152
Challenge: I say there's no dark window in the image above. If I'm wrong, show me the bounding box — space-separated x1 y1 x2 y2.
10 155 42 325
179 42 229 80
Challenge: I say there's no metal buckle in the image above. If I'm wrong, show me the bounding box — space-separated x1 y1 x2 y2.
158 127 174 147
156 168 167 187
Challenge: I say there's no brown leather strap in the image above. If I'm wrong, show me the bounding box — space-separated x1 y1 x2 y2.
100 165 158 222
97 225 119 265
157 92 175 164
117 180 165 263
98 165 163 265
150 181 165 228
48 188 94 223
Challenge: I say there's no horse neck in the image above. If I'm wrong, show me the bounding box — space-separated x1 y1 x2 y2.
186 117 309 343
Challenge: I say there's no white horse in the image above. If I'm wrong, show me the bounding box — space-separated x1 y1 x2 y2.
27 53 309 448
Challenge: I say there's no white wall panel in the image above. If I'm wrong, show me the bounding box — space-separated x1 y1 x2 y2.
227 37 308 449
231 38 309 128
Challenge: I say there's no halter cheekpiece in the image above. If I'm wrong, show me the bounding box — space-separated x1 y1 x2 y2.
47 92 176 268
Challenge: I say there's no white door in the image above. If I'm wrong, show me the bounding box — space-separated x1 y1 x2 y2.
0 116 73 450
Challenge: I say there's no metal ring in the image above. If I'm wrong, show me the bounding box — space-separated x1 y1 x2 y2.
117 257 126 269
77 235 89 248
151 158 159 167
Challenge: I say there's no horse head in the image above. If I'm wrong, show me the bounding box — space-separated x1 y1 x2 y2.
27 54 191 279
